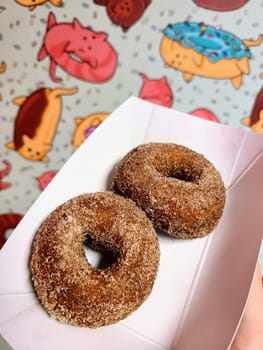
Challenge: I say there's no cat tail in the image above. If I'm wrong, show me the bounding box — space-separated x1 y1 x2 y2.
52 87 78 98
38 12 57 61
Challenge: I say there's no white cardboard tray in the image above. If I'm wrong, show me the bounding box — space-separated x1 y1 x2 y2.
0 97 262 350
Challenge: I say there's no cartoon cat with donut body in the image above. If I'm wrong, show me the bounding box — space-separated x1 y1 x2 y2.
6 86 78 162
242 88 263 133
160 22 263 89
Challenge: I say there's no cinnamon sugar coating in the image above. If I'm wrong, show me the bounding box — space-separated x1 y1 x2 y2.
112 142 226 238
30 191 160 328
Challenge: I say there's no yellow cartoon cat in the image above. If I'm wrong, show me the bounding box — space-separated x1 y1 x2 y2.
72 112 109 151
0 62 6 101
15 0 62 11
6 87 78 162
0 61 6 73
160 22 262 89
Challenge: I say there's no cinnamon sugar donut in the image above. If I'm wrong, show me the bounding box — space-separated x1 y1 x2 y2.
30 191 160 328
112 143 226 239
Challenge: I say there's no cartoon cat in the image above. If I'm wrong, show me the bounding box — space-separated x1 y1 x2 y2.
138 73 173 108
160 22 263 89
242 88 263 133
0 160 11 190
38 12 118 83
0 61 6 73
93 0 151 32
0 62 6 100
190 108 219 122
72 112 109 151
6 86 78 162
15 0 62 11
36 170 58 190
0 213 23 248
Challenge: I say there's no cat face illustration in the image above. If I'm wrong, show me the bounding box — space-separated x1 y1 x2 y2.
66 24 108 67
250 110 263 133
161 40 196 71
18 135 51 162
15 0 47 7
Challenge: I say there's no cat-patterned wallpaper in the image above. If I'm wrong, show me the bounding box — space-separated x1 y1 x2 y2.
0 1 263 266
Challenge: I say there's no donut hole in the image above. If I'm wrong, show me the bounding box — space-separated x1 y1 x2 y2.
83 235 119 270
162 166 201 183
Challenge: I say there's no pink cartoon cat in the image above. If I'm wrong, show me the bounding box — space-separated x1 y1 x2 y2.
138 73 173 108
38 12 118 83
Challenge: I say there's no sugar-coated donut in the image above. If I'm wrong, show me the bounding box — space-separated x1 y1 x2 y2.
112 143 226 239
30 191 160 328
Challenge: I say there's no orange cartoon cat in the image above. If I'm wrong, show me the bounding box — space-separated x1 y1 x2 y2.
15 0 62 11
6 86 78 162
242 88 263 133
0 62 6 100
0 61 6 73
160 22 262 89
72 112 109 151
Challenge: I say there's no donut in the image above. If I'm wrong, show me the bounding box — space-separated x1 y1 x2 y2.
112 143 226 239
30 191 160 328
160 21 263 89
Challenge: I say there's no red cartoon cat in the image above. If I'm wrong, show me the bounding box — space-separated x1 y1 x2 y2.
38 12 118 83
0 160 12 190
138 73 173 108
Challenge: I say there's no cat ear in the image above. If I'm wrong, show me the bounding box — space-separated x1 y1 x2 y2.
160 77 168 83
13 96 27 106
139 73 148 82
75 117 83 125
97 32 107 41
40 156 49 163
6 142 16 150
22 134 31 144
73 18 83 31
241 117 251 126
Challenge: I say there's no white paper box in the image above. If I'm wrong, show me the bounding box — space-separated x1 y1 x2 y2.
0 97 262 350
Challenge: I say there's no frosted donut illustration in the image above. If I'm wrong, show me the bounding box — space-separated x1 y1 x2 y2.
93 0 152 32
160 22 263 89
